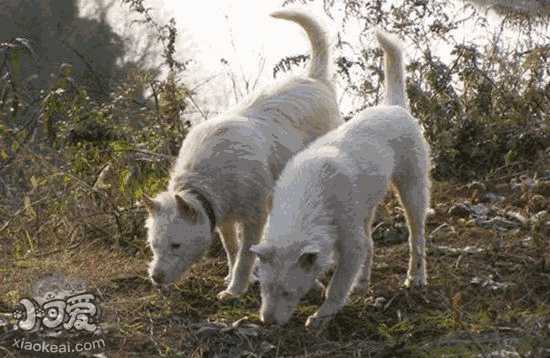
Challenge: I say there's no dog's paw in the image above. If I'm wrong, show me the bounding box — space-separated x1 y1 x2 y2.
305 313 330 332
217 290 240 301
403 274 427 289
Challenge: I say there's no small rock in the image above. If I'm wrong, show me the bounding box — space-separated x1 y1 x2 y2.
530 194 547 211
449 203 471 218
476 216 519 231
480 192 505 203
375 226 408 244
470 203 490 217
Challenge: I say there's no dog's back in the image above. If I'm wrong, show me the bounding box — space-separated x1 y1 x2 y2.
167 9 342 218
292 28 428 199
239 75 340 177
169 8 342 197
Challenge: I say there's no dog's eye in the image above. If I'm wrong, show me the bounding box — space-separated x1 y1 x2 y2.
170 243 181 250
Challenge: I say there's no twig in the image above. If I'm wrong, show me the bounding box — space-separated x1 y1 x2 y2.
32 238 83 258
0 196 52 234
149 81 162 122
16 143 125 239
429 223 450 239
0 343 18 357
60 38 107 95
487 170 530 183
184 91 208 121
383 292 400 312
111 147 176 160
484 160 529 180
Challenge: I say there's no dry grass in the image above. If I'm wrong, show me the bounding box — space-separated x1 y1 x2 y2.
1 174 550 357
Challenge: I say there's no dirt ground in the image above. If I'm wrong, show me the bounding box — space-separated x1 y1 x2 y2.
1 169 549 357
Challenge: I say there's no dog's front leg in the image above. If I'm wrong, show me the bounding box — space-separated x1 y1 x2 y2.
218 220 239 284
306 233 366 329
217 219 264 300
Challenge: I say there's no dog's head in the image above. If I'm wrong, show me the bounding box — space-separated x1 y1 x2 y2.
251 241 326 326
144 191 214 286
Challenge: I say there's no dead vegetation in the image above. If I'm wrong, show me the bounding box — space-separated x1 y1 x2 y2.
1 156 549 357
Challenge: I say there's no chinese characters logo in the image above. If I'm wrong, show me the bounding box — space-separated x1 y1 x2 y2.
11 273 100 334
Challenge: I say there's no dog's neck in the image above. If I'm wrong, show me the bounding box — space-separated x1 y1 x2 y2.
182 187 217 232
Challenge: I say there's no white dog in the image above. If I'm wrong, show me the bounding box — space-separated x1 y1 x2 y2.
251 31 431 328
143 10 342 300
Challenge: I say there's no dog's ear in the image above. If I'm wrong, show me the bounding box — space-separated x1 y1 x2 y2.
142 194 159 213
298 244 319 271
250 244 273 262
175 194 198 222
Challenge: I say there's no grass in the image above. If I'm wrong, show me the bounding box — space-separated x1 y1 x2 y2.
1 172 550 357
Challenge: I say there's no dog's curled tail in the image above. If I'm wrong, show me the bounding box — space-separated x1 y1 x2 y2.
271 9 329 81
376 30 408 109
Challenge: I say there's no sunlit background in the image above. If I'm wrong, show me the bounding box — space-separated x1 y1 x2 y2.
79 1 327 116
76 0 536 120
78 0 522 120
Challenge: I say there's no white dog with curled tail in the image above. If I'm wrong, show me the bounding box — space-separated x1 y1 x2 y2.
251 31 432 328
143 9 342 301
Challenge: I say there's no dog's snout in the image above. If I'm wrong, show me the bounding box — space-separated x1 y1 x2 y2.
151 271 165 285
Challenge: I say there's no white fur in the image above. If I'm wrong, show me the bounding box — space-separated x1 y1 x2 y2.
466 0 550 15
252 31 431 328
145 9 343 300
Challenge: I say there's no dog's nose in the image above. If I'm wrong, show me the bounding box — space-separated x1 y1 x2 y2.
151 272 165 285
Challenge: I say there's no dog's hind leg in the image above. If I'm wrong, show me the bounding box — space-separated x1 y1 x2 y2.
217 219 265 300
394 170 430 288
353 211 376 294
218 220 239 284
